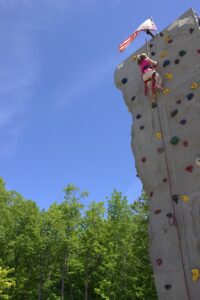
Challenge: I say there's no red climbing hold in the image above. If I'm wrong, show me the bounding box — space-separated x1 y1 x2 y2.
185 165 193 173
150 191 153 197
198 49 200 54
163 178 168 183
176 99 182 104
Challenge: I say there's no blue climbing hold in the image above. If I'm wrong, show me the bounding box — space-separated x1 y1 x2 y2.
121 78 128 85
180 119 187 125
187 93 194 100
163 60 170 67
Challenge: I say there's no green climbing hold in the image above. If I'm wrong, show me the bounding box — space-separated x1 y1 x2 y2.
170 136 179 145
179 50 186 57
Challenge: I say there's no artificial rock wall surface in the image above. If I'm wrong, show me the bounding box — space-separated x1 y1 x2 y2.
114 8 200 300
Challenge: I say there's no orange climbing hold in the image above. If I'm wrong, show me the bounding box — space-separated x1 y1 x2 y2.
159 51 168 59
190 82 199 89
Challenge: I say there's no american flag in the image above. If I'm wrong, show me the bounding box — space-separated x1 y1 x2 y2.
118 18 157 52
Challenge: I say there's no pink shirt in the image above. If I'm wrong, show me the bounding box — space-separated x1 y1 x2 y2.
139 58 153 74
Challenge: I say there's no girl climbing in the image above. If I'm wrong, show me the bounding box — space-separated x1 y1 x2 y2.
137 53 163 108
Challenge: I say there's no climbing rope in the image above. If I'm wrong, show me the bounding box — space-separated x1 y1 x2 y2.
153 39 191 300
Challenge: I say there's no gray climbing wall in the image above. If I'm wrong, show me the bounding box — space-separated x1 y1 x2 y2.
114 8 200 300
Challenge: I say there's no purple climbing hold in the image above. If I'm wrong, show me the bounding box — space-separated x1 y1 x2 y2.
187 93 194 100
151 52 156 56
180 119 187 125
163 178 168 183
163 60 170 67
156 259 163 266
183 141 188 147
170 109 178 117
136 114 142 119
174 59 180 64
121 78 128 85
157 147 164 154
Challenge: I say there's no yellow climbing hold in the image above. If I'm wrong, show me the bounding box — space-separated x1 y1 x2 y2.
163 88 170 95
190 82 199 89
163 35 172 43
155 132 162 139
165 73 173 80
159 51 168 59
192 269 200 282
180 195 189 202
132 55 138 61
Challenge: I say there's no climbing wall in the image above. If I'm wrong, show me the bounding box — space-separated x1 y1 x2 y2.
114 8 200 300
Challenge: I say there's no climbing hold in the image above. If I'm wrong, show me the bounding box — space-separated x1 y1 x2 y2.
198 49 200 54
163 88 170 95
151 51 155 56
174 59 180 64
189 28 194 34
170 109 178 117
154 209 162 214
156 259 163 266
141 157 146 163
149 43 154 48
165 284 172 290
163 60 170 67
180 119 187 125
187 93 194 100
163 178 168 183
172 194 179 204
150 191 153 197
185 165 193 173
157 147 164 154
195 157 200 166
164 35 173 44
155 132 162 139
176 99 182 104
132 55 137 61
131 96 136 101
140 126 145 130
181 195 189 202
159 51 167 59
160 32 164 37
166 213 173 218
179 50 186 57
183 141 188 147
121 78 128 85
192 269 200 282
165 73 173 80
190 82 199 89
136 114 142 119
170 136 179 145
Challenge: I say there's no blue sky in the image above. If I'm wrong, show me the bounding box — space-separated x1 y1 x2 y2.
0 0 199 209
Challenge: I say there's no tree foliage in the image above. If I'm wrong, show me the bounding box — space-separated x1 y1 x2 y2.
0 178 156 299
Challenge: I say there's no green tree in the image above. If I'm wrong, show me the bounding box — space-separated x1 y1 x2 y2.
0 266 15 299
